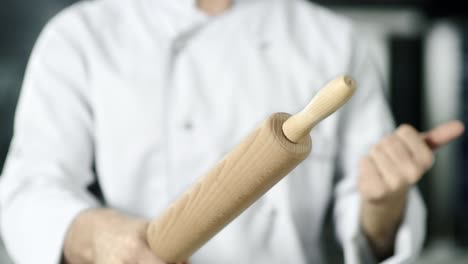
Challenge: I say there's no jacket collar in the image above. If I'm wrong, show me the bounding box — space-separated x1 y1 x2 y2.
141 0 273 47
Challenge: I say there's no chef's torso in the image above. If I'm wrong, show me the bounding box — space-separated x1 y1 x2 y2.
79 0 353 262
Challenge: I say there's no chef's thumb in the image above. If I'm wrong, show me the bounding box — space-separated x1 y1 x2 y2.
421 120 465 150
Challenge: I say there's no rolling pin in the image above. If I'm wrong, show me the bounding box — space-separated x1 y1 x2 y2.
147 75 357 263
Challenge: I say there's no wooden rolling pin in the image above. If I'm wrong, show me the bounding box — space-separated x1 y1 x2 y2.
147 76 356 263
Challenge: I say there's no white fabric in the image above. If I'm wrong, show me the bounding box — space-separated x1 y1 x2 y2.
0 0 426 263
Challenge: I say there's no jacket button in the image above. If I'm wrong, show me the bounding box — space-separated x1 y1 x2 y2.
184 121 193 131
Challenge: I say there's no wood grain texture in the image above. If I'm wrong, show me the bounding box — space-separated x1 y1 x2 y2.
282 76 356 143
146 75 356 262
147 113 312 263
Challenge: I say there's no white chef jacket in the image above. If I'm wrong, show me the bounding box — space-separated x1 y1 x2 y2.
0 0 426 263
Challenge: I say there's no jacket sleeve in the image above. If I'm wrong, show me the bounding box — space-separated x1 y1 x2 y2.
0 9 100 264
333 36 427 264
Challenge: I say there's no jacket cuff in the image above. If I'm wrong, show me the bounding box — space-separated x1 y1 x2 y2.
341 189 426 264
1 188 99 264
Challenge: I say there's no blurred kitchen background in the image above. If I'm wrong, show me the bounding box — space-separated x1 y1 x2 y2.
0 0 467 263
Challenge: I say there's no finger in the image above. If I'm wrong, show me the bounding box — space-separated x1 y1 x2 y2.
380 135 412 164
380 135 423 184
396 124 434 170
359 157 389 202
422 120 465 150
138 248 165 264
370 145 407 192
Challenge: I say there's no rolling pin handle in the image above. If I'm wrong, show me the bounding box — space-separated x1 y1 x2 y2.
282 75 356 143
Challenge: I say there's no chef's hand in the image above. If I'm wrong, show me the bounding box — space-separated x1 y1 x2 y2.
63 208 188 264
358 121 465 260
